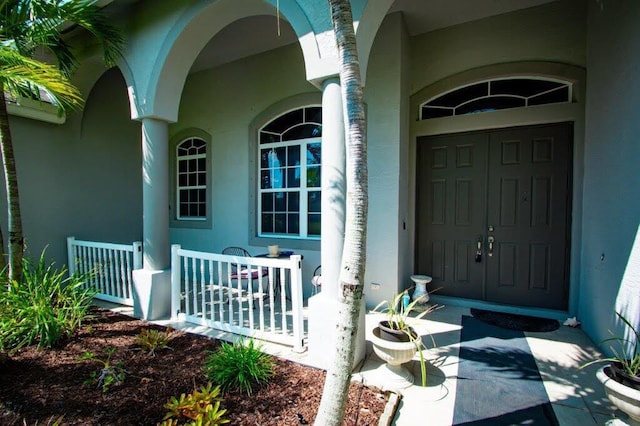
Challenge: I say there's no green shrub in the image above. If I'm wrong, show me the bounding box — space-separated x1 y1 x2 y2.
136 327 174 356
204 338 274 395
0 250 96 352
160 383 229 426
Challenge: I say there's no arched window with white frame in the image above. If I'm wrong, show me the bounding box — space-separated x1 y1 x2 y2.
258 106 322 239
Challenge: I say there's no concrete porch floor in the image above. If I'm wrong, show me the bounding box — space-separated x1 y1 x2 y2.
97 301 629 425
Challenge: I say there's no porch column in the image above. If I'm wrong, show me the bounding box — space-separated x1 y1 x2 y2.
141 117 170 270
321 77 346 300
132 117 172 320
308 78 365 370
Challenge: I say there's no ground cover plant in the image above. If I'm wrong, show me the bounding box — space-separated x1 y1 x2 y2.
0 308 389 425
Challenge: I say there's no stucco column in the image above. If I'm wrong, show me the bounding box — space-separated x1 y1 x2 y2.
321 77 346 300
132 117 171 320
141 117 170 270
308 78 365 370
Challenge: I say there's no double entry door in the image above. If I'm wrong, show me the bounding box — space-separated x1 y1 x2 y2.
415 123 572 310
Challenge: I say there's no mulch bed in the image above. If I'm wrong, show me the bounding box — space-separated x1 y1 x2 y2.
0 309 388 425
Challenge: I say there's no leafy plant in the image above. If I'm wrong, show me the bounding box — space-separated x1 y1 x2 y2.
136 327 174 356
79 347 126 392
371 288 440 387
204 339 274 395
160 382 229 426
371 288 439 332
582 311 640 378
0 250 96 352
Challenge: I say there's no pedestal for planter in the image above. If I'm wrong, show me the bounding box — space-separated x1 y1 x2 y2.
369 326 418 390
597 366 640 425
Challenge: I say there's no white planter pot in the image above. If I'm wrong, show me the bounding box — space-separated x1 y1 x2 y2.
369 326 418 390
597 366 640 425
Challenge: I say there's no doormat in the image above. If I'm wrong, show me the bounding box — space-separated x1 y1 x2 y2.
453 316 559 425
470 308 560 333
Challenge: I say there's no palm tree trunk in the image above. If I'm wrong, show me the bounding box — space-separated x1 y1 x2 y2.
315 0 368 424
0 84 24 282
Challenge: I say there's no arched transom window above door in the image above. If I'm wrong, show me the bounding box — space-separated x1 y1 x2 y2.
419 78 572 120
258 106 322 239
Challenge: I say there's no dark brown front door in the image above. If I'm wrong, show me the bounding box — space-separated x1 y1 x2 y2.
416 123 572 310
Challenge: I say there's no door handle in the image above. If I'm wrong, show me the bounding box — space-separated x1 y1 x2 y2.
488 236 495 257
475 236 483 263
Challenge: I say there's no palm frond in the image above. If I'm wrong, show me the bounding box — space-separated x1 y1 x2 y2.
0 47 82 112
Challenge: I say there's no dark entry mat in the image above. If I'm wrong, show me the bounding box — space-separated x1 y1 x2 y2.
453 315 559 425
470 308 560 333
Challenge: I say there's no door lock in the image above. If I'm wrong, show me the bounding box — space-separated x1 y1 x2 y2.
475 236 483 263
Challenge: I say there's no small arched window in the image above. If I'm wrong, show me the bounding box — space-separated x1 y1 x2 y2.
420 77 571 120
258 106 322 239
176 137 207 220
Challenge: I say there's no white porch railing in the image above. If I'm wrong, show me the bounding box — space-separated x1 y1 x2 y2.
171 245 306 352
67 236 142 306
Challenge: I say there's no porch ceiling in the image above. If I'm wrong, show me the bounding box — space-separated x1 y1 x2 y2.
189 0 559 74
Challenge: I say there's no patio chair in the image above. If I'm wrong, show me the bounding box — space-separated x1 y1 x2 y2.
311 265 322 294
222 246 269 301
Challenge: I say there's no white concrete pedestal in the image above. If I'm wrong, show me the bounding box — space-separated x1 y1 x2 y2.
132 269 171 320
307 293 366 371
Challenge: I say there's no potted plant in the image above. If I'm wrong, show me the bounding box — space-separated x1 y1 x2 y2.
582 311 640 422
368 289 439 388
372 289 436 342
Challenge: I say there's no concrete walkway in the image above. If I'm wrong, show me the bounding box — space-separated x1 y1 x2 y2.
98 301 629 425
356 305 627 426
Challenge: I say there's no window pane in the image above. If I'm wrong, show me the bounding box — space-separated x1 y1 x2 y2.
491 78 563 98
288 214 299 234
456 96 524 115
283 124 322 141
189 203 199 217
274 192 286 211
429 82 488 108
307 143 321 165
421 107 453 120
197 157 206 171
262 193 273 211
528 86 570 106
263 109 304 134
307 166 321 187
261 170 271 189
308 191 321 213
274 214 286 233
288 192 299 211
198 203 206 217
287 145 300 166
262 213 273 233
305 107 322 124
179 203 188 217
288 167 300 188
179 173 187 186
198 172 206 186
188 173 197 186
260 132 279 144
308 214 321 236
178 160 187 172
260 149 270 168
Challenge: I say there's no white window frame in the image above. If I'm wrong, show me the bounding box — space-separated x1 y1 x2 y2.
169 128 212 230
257 106 322 240
176 137 207 221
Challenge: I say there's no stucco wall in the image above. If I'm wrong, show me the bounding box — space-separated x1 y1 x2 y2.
409 0 586 94
580 0 640 350
363 13 408 307
0 67 142 266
